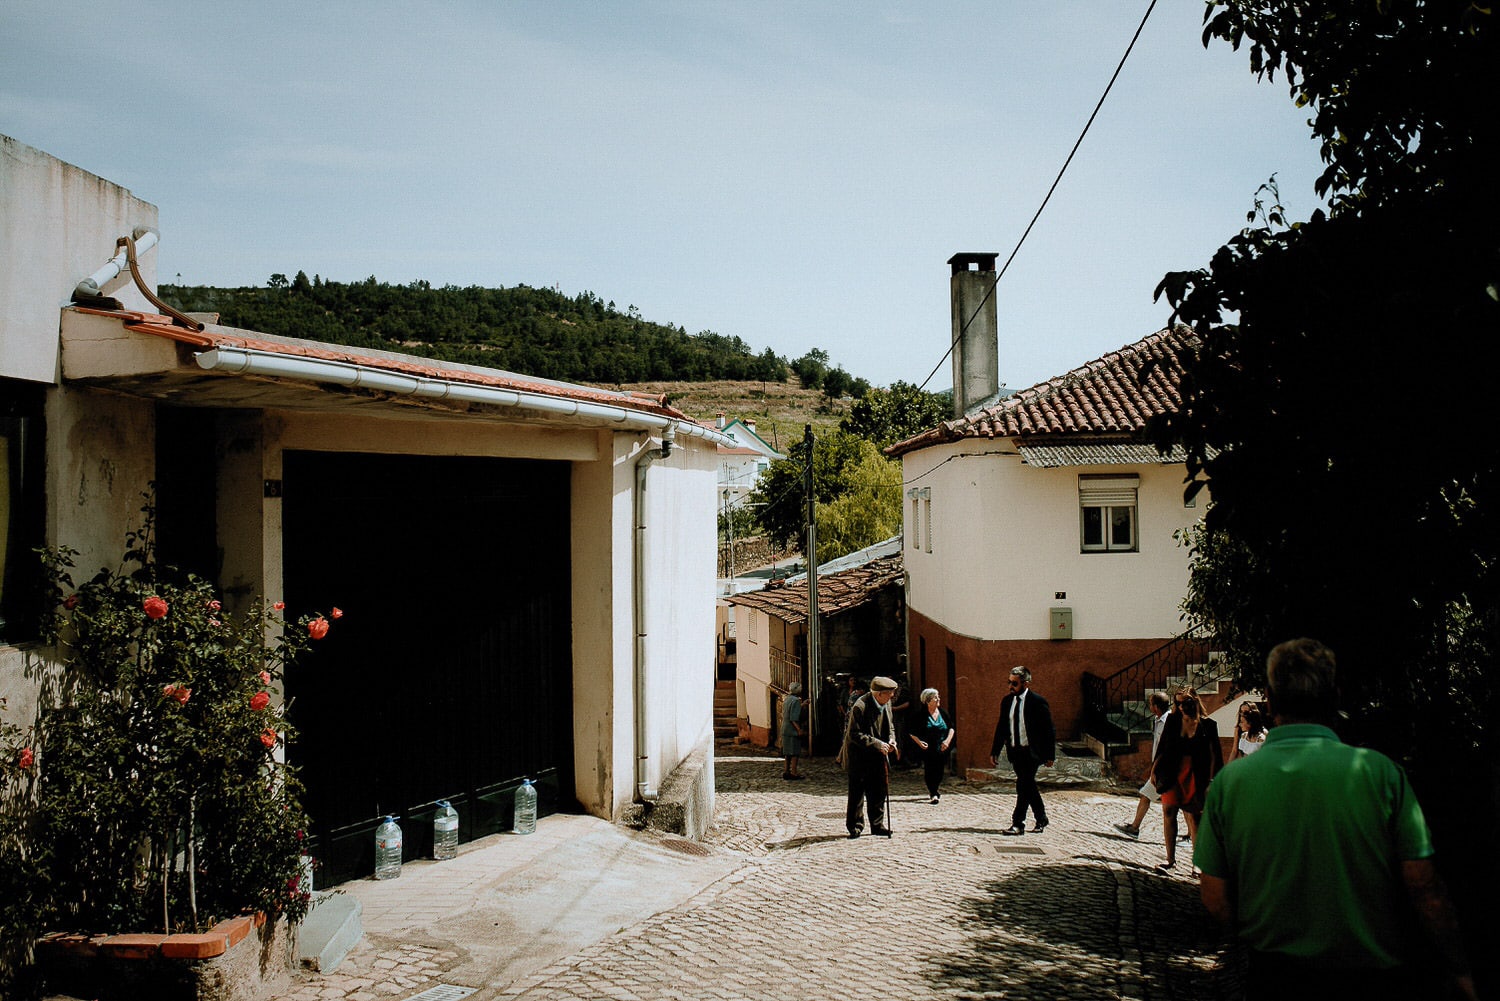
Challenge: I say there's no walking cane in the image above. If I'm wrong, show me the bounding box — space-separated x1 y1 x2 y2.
882 751 894 837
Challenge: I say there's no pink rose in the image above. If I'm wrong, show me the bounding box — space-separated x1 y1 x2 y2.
249 691 271 711
207 599 221 611
307 617 330 640
17 748 33 770
209 618 221 627
143 596 168 620
259 671 272 685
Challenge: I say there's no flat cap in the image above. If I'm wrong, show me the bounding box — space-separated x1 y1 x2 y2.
870 676 898 692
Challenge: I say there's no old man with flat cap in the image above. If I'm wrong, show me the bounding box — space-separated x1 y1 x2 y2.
844 675 899 838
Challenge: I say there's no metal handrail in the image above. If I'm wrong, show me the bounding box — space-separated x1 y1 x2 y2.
1081 623 1218 746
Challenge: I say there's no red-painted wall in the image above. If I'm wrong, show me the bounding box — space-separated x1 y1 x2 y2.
907 607 1172 775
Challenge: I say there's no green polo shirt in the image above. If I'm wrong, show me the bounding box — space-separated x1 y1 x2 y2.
1194 723 1434 968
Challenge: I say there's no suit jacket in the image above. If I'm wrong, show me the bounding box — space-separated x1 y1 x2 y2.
991 689 1056 762
846 692 895 762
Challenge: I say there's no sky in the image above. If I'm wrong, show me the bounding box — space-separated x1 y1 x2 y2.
2 1 1328 392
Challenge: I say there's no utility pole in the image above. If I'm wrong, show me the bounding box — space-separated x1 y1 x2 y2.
723 488 736 591
803 424 820 751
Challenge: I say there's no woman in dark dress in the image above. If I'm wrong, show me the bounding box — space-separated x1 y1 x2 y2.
1155 692 1222 862
909 688 955 803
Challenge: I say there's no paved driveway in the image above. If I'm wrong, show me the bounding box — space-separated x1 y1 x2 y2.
276 751 1242 1001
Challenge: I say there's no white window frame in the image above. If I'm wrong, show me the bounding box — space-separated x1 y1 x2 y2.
920 487 933 553
1079 474 1138 553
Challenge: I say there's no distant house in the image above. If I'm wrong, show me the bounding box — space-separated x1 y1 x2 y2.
885 254 1208 777
0 135 734 882
725 537 904 750
712 413 783 506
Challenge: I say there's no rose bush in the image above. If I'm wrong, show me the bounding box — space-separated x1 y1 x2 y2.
0 501 339 988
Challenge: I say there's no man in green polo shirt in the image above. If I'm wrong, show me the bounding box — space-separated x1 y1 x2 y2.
1195 638 1475 1000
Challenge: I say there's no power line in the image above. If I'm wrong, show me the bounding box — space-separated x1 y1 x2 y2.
917 0 1158 394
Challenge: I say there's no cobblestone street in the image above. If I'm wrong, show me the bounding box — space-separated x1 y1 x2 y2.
277 751 1242 1001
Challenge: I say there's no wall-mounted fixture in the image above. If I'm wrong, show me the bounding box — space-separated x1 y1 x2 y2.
1050 607 1073 641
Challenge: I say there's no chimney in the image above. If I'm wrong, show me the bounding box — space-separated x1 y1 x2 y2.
716 412 726 429
947 252 1000 417
745 418 757 434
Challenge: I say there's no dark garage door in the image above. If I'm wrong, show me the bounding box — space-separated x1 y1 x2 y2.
283 450 573 886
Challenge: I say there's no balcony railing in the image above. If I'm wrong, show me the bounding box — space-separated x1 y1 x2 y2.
1081 623 1218 748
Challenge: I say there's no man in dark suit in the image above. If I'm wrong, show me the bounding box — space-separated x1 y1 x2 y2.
844 675 899 838
990 665 1055 835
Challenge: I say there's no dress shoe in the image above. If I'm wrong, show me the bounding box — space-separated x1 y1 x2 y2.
1001 824 1026 836
847 830 862 839
788 774 805 781
872 827 893 838
1032 821 1048 834
929 795 939 805
1157 860 1176 871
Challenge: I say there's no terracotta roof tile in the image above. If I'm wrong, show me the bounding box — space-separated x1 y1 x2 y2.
73 307 695 424
726 554 903 624
887 326 1195 457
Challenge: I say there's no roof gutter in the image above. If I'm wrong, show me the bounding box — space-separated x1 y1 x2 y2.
194 345 736 445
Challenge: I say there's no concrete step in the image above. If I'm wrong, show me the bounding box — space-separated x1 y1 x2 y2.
298 890 363 973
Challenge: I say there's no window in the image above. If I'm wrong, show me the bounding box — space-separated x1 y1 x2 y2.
1 381 47 645
1079 474 1138 553
748 608 758 644
908 489 920 550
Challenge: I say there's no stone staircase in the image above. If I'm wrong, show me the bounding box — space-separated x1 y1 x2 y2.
713 680 738 741
1091 651 1233 756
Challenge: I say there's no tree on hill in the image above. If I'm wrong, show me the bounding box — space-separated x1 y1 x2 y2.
1152 0 1496 955
159 279 803 386
841 381 951 450
749 429 903 565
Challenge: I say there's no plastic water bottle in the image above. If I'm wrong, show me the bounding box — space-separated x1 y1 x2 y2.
433 800 459 860
513 778 537 835
374 816 403 879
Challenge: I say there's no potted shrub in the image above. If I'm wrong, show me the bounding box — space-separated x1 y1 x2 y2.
0 500 334 999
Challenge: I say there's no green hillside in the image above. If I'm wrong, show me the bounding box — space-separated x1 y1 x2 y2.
160 274 805 387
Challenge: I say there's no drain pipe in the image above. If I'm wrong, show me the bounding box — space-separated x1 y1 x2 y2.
633 424 675 801
73 228 158 300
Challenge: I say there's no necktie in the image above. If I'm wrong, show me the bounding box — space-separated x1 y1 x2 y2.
1012 695 1022 746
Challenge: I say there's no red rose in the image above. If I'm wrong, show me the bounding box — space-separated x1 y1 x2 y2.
163 684 191 705
260 728 278 749
17 748 33 770
259 671 272 685
273 601 285 610
307 617 330 640
63 594 79 610
143 596 169 620
330 607 344 620
287 875 300 891
249 691 271 711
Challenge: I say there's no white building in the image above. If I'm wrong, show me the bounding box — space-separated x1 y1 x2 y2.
0 135 731 881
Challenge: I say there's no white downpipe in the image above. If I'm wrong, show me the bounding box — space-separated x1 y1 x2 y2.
194 346 736 446
74 228 159 300
633 430 673 802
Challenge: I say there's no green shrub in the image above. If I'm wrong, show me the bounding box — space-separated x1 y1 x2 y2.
0 502 332 986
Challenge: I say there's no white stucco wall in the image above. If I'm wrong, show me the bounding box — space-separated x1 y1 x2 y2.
902 441 1203 641
2 136 160 722
633 436 718 800
1 134 158 385
735 607 772 729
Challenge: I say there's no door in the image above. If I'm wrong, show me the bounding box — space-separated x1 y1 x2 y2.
283 450 573 885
